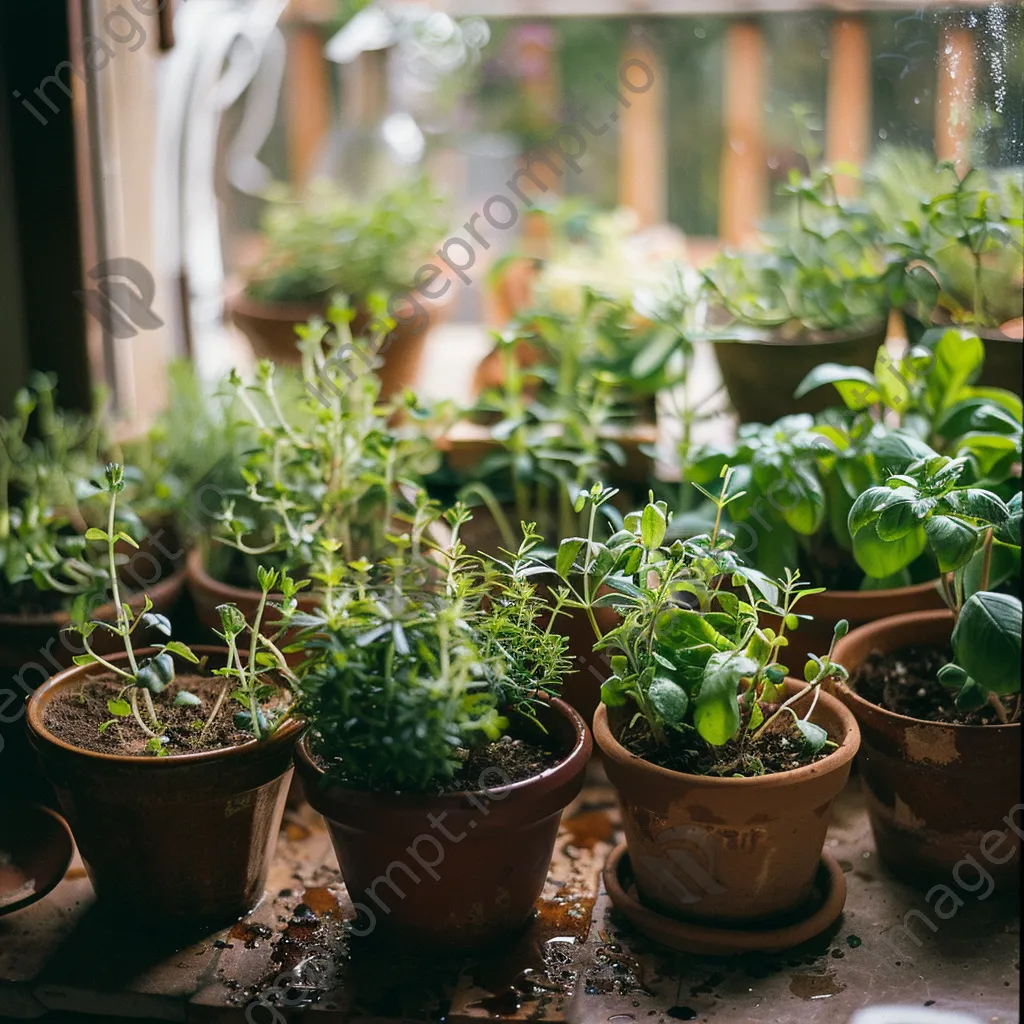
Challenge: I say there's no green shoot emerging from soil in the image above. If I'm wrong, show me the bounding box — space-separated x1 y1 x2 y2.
69 464 199 755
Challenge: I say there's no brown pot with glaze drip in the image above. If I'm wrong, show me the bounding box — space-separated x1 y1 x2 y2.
295 697 591 947
594 681 859 924
831 610 1021 890
26 646 302 929
763 578 946 672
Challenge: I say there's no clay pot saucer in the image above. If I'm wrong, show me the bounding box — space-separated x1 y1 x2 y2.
0 802 73 916
603 842 847 956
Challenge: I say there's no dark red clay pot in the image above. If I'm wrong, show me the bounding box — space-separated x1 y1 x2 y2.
594 681 859 925
227 286 452 400
295 697 591 948
26 646 302 929
832 610 1021 890
712 320 889 424
764 578 946 672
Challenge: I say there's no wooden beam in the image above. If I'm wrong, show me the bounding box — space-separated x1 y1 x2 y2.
284 17 331 184
825 15 871 196
617 30 666 227
719 20 766 246
935 24 976 175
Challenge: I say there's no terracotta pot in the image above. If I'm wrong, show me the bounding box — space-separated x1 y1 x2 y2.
831 610 1021 889
712 320 889 424
0 567 187 806
765 578 946 674
484 256 538 329
227 286 452 399
185 548 320 643
26 646 302 929
904 313 1023 397
593 680 859 924
295 697 591 947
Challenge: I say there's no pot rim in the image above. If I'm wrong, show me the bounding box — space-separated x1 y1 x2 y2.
904 309 1023 343
832 608 1021 733
26 644 304 766
0 565 187 630
185 547 321 609
798 576 941 605
295 695 591 808
711 318 889 347
228 277 455 321
593 679 860 789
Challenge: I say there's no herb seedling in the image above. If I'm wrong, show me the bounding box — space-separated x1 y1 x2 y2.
68 465 199 755
553 471 848 774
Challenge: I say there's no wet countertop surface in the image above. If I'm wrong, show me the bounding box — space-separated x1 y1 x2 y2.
0 770 1018 1023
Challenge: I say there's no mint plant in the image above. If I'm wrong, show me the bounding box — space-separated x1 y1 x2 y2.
552 474 849 774
68 465 198 754
848 452 1021 720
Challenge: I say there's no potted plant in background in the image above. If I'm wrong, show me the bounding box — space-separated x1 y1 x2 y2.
683 329 1021 665
831 450 1021 888
228 176 450 397
552 477 859 952
866 148 1023 394
25 465 304 927
185 303 443 637
290 500 591 947
1 380 187 799
703 165 891 424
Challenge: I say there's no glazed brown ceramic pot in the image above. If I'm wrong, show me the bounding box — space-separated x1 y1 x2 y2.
904 313 1023 397
766 579 946 672
26 646 302 928
712 320 889 423
227 286 451 399
832 610 1021 890
594 681 859 924
295 698 591 947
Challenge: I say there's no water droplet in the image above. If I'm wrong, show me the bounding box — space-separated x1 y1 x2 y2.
609 1016 636 1023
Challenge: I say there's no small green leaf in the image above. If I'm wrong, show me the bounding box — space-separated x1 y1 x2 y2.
84 527 109 542
952 592 1021 696
174 690 202 707
694 652 757 746
107 698 131 717
648 678 690 728
162 640 199 663
556 537 585 578
641 503 667 550
793 717 828 753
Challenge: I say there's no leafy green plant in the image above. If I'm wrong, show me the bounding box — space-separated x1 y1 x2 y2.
552 475 848 774
67 465 199 755
285 497 570 792
686 330 1022 588
0 375 111 614
848 452 1021 718
208 300 442 588
245 177 447 304
865 148 1024 330
703 166 890 336
204 566 304 742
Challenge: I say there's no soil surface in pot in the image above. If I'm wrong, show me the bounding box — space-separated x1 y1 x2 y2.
850 643 1014 725
312 733 560 794
44 675 290 756
620 712 831 777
